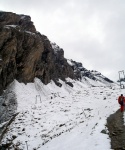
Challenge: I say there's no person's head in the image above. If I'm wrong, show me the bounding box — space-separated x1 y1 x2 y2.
121 94 123 96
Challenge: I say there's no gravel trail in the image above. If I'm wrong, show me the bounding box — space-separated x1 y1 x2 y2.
107 109 125 150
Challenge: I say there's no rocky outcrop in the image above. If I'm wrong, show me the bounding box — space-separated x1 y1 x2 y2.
36 41 74 84
67 59 114 83
0 11 75 94
0 11 36 32
0 22 44 93
0 11 114 94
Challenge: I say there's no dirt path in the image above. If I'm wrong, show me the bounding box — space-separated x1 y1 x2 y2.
107 109 125 150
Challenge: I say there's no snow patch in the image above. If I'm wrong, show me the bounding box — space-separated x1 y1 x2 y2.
25 31 36 35
4 25 18 28
67 59 74 66
51 42 62 54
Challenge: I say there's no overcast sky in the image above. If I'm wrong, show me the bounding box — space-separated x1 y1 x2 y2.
1 0 125 81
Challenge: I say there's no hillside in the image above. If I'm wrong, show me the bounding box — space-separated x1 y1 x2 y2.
0 11 123 150
0 77 123 150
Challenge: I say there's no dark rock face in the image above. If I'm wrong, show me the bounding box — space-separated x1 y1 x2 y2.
66 82 73 87
35 40 75 84
0 23 44 92
0 11 114 94
0 11 36 32
0 90 17 124
0 11 75 94
67 59 114 83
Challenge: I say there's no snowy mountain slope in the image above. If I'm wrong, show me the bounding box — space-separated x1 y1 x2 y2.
0 77 123 150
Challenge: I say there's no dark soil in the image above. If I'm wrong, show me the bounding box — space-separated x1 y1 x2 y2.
107 109 125 150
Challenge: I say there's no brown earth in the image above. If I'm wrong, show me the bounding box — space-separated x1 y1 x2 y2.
107 109 125 150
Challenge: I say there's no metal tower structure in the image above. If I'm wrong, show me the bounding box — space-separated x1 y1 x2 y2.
118 70 125 89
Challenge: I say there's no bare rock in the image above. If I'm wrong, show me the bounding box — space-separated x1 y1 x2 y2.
0 11 75 94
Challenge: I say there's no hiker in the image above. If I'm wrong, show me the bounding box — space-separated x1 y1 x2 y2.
118 94 125 112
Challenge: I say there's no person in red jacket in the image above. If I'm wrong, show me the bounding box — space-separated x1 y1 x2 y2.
118 94 125 112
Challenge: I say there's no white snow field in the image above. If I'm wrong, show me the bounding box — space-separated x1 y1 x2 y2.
1 77 124 150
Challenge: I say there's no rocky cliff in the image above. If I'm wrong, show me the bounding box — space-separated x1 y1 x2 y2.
0 11 75 94
0 11 114 94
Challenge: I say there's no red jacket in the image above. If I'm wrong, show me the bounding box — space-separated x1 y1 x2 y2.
118 96 125 105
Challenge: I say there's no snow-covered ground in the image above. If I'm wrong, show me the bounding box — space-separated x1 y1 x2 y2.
1 77 124 150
